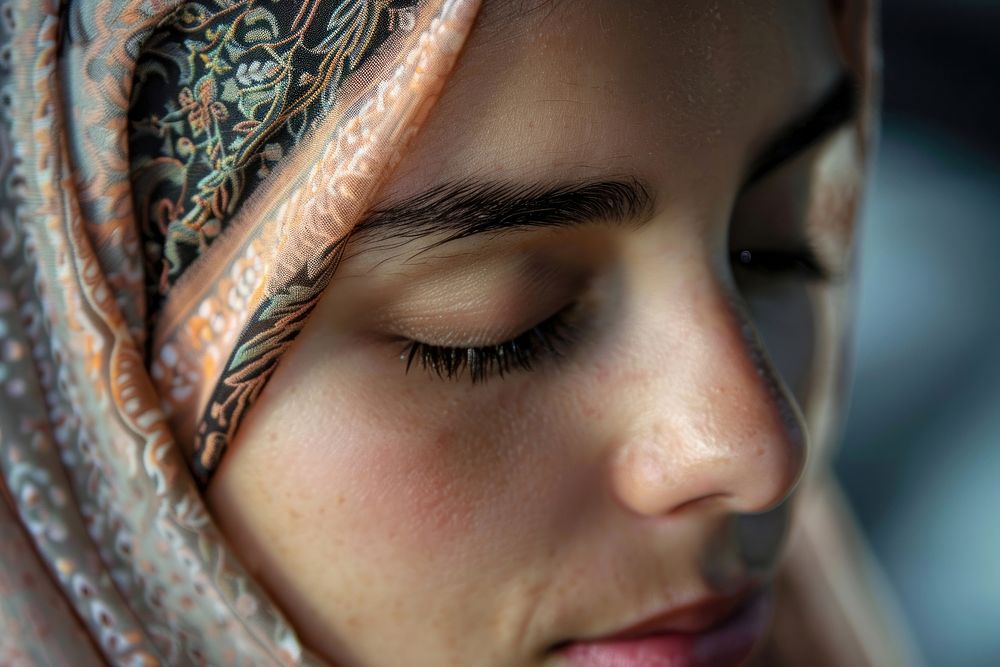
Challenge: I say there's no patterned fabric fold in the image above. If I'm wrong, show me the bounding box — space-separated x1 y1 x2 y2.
0 0 481 664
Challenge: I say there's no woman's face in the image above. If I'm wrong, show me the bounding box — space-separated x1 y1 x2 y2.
207 1 866 665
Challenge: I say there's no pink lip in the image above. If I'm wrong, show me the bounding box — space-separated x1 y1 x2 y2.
558 590 772 667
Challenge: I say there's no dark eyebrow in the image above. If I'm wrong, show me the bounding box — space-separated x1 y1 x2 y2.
351 73 856 252
744 72 859 187
352 177 654 251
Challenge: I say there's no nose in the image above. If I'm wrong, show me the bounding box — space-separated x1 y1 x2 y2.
607 266 807 518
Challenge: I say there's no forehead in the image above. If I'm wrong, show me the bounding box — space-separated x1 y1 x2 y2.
384 0 841 202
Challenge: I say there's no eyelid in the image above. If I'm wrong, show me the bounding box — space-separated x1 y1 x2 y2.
399 299 584 383
373 252 597 347
732 245 840 283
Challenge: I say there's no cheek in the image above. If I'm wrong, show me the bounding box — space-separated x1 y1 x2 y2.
242 330 597 568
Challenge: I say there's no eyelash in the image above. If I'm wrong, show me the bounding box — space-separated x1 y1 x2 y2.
398 248 828 384
731 247 833 282
399 303 581 384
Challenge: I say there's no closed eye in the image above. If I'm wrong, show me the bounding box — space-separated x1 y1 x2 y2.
731 247 835 283
397 302 582 384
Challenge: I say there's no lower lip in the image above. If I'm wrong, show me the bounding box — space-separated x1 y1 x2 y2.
558 591 772 667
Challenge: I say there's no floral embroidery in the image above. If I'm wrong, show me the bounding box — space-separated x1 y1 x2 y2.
177 79 229 136
129 0 420 315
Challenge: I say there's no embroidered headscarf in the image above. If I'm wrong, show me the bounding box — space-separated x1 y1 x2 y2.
0 0 480 663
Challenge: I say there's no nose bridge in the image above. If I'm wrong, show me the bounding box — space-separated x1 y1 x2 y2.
609 270 807 518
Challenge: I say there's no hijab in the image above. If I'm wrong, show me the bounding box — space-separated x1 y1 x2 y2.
0 0 481 663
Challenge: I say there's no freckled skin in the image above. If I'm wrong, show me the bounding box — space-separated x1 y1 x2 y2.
205 1 868 666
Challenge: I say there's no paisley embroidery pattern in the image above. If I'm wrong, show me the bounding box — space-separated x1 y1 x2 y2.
129 0 419 312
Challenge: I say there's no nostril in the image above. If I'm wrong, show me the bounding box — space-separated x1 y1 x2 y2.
668 492 732 516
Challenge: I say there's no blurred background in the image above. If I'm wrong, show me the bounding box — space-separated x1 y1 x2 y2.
835 1 1000 666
